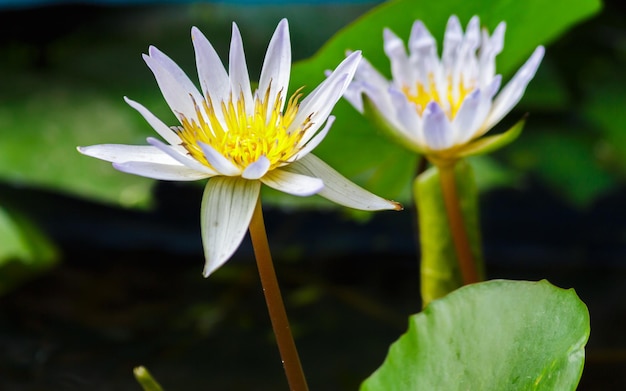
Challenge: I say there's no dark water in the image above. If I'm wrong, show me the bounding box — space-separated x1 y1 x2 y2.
1 181 626 390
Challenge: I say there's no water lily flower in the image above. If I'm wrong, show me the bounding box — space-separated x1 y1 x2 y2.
78 19 401 276
344 15 545 165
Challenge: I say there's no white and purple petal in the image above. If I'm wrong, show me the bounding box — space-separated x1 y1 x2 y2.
422 102 454 150
242 156 271 180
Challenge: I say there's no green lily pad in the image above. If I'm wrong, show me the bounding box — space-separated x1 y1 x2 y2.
361 279 589 391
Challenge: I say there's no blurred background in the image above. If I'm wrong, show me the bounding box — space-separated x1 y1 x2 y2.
0 0 625 389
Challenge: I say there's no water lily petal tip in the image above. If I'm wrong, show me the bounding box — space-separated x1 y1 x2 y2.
392 201 404 211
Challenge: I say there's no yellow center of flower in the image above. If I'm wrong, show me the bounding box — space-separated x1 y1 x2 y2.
176 87 310 172
402 75 473 119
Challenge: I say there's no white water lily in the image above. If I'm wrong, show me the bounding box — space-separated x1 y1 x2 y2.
78 19 401 276
344 15 544 162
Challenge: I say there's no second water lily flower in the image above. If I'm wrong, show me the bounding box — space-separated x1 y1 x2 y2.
344 15 544 165
78 19 401 276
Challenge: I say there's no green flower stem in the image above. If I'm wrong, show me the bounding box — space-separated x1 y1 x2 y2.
249 197 309 391
437 162 480 285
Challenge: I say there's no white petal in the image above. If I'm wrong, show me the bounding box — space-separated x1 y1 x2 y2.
147 137 217 175
261 168 324 196
345 55 390 113
408 20 438 86
192 26 230 105
388 88 424 145
242 156 271 180
124 97 181 146
258 18 291 115
198 142 242 176
286 154 401 211
291 51 361 137
478 22 506 87
484 46 545 129
201 177 260 276
229 23 254 115
384 28 413 88
113 161 209 181
77 144 177 164
291 115 335 162
143 47 201 121
422 102 454 150
451 89 482 145
442 15 463 69
343 80 366 112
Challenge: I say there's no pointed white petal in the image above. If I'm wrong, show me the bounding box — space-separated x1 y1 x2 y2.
258 19 291 115
388 88 423 145
229 23 254 114
77 144 177 164
143 48 201 121
124 97 181 146
201 177 260 276
147 137 217 174
343 80 365 112
384 27 413 88
242 156 271 179
148 46 204 102
198 142 242 176
422 102 454 150
452 89 482 145
192 26 231 105
290 51 361 136
345 55 390 113
286 154 401 211
408 20 438 85
261 168 324 196
478 22 506 87
292 115 335 161
442 15 463 68
484 46 545 129
113 161 210 181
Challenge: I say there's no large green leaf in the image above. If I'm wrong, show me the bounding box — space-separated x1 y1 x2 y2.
286 0 601 206
415 160 484 306
0 205 58 294
361 279 589 391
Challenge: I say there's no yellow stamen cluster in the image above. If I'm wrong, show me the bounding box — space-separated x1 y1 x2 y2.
403 75 473 119
176 87 310 172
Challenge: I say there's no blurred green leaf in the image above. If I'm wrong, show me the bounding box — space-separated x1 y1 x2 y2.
415 161 484 306
0 204 58 294
0 82 156 208
361 280 589 391
286 0 601 206
585 84 626 174
458 118 525 158
509 130 616 206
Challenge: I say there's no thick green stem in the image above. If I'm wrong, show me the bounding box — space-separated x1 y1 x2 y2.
248 197 309 391
437 163 480 285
